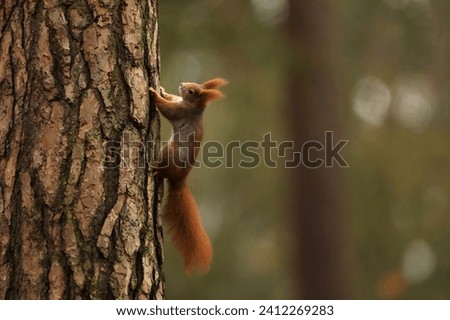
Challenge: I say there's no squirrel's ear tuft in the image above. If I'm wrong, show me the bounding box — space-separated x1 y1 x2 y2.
202 78 228 89
200 89 225 104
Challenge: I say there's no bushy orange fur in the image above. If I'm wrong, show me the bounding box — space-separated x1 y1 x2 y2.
200 89 225 103
202 78 229 89
165 179 212 273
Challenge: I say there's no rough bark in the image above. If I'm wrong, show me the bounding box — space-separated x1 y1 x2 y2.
0 0 164 299
285 1 347 299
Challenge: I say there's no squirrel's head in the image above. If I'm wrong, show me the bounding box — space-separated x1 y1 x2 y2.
179 78 228 106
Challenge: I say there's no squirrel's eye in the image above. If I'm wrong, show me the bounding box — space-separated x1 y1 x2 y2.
188 89 194 94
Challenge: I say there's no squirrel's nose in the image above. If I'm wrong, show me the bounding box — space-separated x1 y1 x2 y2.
179 83 184 88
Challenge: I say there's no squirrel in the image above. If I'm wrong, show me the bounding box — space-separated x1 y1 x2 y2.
149 78 228 273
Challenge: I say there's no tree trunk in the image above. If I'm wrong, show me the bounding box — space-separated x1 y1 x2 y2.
0 0 164 299
285 1 347 299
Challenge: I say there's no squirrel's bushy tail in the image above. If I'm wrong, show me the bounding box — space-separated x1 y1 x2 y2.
165 179 212 273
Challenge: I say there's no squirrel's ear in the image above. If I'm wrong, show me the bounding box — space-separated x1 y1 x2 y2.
202 78 228 89
199 89 225 104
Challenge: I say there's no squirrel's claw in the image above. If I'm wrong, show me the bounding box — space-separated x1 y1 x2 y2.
150 161 161 170
160 87 171 99
152 170 160 178
150 162 162 177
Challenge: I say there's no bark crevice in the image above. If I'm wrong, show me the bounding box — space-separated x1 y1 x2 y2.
0 0 164 300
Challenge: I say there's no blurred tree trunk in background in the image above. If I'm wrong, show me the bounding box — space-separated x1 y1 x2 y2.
0 0 164 299
285 1 347 299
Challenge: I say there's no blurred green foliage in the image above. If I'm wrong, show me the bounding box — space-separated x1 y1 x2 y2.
158 0 450 299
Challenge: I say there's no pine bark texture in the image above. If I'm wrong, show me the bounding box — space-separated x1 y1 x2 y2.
0 0 164 299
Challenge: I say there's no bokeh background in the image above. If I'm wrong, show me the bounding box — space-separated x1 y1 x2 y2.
158 0 450 299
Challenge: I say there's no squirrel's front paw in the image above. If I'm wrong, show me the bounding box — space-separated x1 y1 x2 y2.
160 87 169 98
149 87 158 96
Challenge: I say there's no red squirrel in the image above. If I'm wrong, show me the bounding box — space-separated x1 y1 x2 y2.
149 78 228 273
